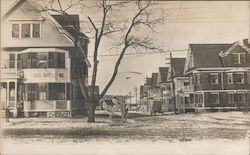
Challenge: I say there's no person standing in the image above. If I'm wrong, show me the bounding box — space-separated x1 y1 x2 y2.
5 106 10 122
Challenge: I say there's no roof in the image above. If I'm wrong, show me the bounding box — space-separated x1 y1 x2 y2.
52 15 88 38
190 44 232 68
172 58 186 77
158 67 169 83
103 99 115 106
151 73 158 87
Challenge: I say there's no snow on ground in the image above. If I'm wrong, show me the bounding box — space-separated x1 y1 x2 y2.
0 111 249 154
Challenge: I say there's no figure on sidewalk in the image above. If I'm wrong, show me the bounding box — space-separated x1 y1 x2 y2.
5 106 10 122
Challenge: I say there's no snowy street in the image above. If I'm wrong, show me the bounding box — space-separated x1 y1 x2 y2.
1 112 249 154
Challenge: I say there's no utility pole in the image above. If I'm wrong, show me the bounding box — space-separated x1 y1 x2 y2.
129 91 132 105
170 52 177 114
134 86 138 104
146 75 149 113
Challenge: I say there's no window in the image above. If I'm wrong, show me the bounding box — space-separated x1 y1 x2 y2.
9 54 15 68
235 73 244 84
232 53 246 64
33 24 40 37
38 83 47 100
26 83 37 101
21 24 30 38
195 93 203 103
240 53 246 64
12 24 19 38
18 52 65 69
48 83 65 100
210 73 219 84
57 53 65 68
237 92 246 103
210 93 219 104
12 23 41 38
228 93 234 103
196 74 201 84
227 73 233 84
37 53 48 68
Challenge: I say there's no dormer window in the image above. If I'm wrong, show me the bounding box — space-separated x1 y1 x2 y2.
12 23 41 38
232 53 245 64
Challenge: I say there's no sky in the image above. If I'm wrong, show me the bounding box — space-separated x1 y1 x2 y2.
1 0 249 99
85 1 250 97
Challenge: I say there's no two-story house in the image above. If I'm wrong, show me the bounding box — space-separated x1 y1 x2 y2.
184 40 250 111
0 0 90 117
167 58 194 113
157 67 172 112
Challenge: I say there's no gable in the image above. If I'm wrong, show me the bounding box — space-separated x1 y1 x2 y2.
184 47 195 74
3 0 42 21
1 0 75 48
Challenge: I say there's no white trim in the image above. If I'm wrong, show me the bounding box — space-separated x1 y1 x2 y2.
209 73 219 84
235 72 245 84
19 48 68 54
219 41 240 57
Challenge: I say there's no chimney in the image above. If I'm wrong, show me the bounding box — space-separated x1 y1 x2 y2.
243 38 249 47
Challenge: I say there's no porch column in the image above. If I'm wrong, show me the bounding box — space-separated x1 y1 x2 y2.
12 81 18 118
6 82 9 106
202 92 205 109
15 81 17 108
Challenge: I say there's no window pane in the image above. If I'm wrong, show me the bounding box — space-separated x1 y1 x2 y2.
21 24 30 37
37 53 48 68
38 83 47 100
33 24 40 38
240 54 245 64
12 24 19 37
48 52 57 68
57 53 65 68
210 94 219 104
48 83 65 100
237 93 245 103
9 54 15 68
232 54 239 64
235 74 244 83
228 93 234 103
227 73 233 84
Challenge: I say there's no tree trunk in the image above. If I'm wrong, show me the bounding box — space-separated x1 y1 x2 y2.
87 100 95 122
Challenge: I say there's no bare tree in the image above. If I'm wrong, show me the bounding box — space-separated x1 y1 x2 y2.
33 0 164 122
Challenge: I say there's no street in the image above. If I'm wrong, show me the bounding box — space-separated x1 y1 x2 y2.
1 111 249 154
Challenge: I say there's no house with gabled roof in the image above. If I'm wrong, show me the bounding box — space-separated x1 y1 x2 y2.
157 67 172 112
167 58 193 113
0 0 90 117
184 39 250 111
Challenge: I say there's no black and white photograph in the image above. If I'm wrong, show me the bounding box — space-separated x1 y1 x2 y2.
0 0 250 154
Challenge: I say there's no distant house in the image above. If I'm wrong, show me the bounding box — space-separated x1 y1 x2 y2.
184 40 250 111
0 0 90 117
167 58 192 113
157 67 171 112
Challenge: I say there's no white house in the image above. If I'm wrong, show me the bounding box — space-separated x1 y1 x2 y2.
0 0 90 117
